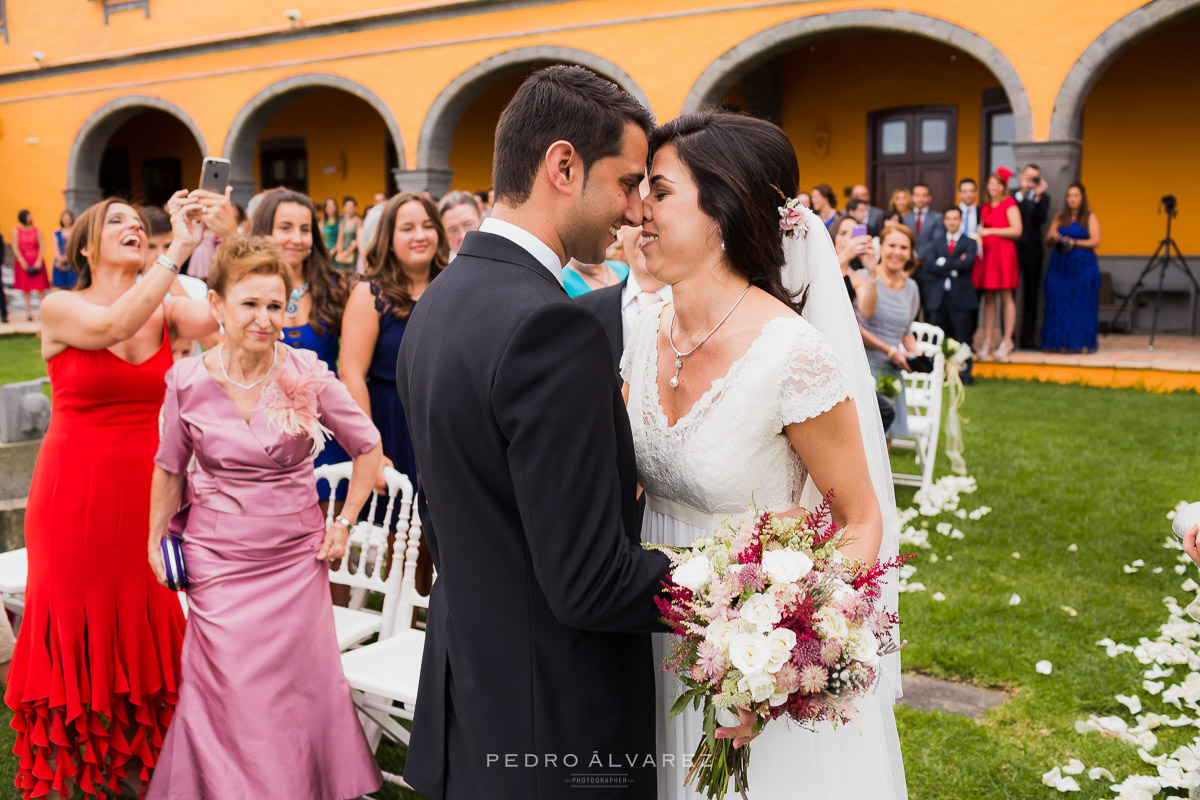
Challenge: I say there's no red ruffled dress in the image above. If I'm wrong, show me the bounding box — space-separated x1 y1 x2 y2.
973 196 1020 291
4 325 185 798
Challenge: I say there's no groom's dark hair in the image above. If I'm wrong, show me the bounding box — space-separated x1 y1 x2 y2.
492 65 653 205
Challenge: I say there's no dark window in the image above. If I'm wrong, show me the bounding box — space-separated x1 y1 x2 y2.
99 148 132 201
92 0 150 24
142 158 183 208
867 106 958 213
260 137 308 195
981 103 1016 184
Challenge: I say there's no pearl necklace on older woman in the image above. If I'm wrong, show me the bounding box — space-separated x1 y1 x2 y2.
666 284 752 389
218 342 277 391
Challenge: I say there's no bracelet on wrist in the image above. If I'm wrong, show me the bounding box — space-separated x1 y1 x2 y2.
156 254 179 274
887 346 898 358
334 514 353 530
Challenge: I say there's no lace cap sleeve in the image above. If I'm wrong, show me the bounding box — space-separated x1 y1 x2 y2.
779 317 853 427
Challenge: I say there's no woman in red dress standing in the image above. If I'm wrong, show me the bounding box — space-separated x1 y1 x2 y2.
973 168 1023 360
5 195 216 799
12 210 49 320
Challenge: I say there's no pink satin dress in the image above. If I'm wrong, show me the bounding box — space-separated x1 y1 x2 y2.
147 347 382 800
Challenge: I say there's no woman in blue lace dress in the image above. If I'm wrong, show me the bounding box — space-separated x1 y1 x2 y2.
1042 183 1101 353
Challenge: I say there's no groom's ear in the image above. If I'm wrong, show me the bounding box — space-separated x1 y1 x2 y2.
544 140 581 197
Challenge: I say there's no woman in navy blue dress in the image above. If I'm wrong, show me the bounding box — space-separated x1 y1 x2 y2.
340 192 446 490
251 189 352 496
1042 183 1102 353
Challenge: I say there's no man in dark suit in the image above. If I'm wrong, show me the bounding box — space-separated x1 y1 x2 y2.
903 182 944 313
851 183 885 237
1015 163 1051 349
575 224 671 375
923 207 979 381
396 66 672 800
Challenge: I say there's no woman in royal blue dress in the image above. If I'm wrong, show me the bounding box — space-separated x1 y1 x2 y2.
1042 183 1102 353
340 191 446 489
250 189 352 497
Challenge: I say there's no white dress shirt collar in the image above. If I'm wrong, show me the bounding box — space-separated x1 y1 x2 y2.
478 217 564 285
619 271 672 343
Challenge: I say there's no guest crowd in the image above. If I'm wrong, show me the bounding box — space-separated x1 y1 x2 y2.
0 121 1102 797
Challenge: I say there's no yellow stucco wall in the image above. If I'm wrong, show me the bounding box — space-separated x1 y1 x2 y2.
0 0 1192 258
1079 13 1200 255
253 89 391 209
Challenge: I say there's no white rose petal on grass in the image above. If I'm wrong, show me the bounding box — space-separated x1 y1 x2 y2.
1012 552 1021 559
1175 565 1188 575
929 553 939 563
1132 559 1146 568
1124 564 1140 574
1153 567 1163 574
1087 767 1115 782
1036 660 1053 675
672 555 712 592
932 592 946 602
1040 766 1081 792
1068 543 1079 552
1143 680 1166 695
1182 578 1200 592
950 530 965 540
1009 593 1021 606
1062 759 1086 775
1116 694 1143 714
1061 606 1078 616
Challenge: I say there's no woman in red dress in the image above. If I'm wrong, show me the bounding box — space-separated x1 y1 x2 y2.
12 210 49 320
5 195 216 799
972 168 1024 360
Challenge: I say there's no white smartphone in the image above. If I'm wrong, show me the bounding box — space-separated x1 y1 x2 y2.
199 157 231 194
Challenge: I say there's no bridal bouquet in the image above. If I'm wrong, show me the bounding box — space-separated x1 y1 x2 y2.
649 497 906 800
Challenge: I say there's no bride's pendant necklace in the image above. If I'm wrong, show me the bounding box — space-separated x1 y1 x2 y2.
218 343 277 391
667 285 751 389
285 282 309 317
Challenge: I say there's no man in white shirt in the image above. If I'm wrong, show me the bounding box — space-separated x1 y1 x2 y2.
957 177 981 237
576 224 671 373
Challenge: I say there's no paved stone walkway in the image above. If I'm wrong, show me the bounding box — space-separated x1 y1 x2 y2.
899 673 1008 719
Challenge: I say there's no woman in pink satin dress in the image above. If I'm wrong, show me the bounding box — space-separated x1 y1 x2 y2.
145 237 384 800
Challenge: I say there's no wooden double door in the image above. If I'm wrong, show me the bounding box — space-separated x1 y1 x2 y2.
868 106 957 213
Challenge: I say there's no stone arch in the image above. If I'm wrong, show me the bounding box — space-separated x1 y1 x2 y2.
222 73 406 205
683 9 1033 142
64 95 208 213
1049 0 1200 140
414 46 652 189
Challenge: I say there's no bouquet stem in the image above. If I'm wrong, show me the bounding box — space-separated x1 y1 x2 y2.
685 736 751 800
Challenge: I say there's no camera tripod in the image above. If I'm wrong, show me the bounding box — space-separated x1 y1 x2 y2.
1110 202 1199 349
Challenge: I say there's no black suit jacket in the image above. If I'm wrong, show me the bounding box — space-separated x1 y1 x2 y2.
1016 191 1051 261
922 234 979 312
575 281 626 375
396 231 669 800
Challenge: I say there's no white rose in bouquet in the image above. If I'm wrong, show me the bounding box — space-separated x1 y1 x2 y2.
765 628 798 673
705 620 740 652
761 548 814 584
728 632 771 677
672 555 712 592
741 593 783 634
828 579 856 604
845 628 880 667
813 607 850 643
737 670 778 703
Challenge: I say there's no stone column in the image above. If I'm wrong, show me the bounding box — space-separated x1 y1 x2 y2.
62 187 103 216
1011 140 1082 196
393 168 455 198
229 179 258 210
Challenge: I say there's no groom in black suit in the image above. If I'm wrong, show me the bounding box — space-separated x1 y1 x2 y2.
923 207 979 381
396 66 671 800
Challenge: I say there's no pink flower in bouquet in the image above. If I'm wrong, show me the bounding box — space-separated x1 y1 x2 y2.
820 639 842 667
695 641 727 680
798 664 829 694
792 637 822 667
262 360 334 455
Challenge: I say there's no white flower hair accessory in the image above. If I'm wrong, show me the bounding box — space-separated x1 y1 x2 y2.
777 195 813 240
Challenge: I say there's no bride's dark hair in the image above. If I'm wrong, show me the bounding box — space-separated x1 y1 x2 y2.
648 110 803 312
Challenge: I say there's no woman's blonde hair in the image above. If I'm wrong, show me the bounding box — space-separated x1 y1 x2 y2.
208 236 294 298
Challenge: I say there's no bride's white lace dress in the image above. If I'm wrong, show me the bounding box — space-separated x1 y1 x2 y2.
622 304 908 800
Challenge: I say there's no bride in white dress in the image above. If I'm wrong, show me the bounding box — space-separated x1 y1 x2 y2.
622 111 907 798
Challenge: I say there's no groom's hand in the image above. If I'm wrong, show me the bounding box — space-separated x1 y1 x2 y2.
715 707 761 750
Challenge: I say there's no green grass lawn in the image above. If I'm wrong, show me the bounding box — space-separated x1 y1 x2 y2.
0 336 45 386
0 370 1195 798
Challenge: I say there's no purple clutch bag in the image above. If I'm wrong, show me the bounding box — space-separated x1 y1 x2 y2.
160 535 188 591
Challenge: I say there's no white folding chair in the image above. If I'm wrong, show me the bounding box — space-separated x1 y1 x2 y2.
0 547 27 618
314 462 414 651
340 508 430 789
892 322 946 492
